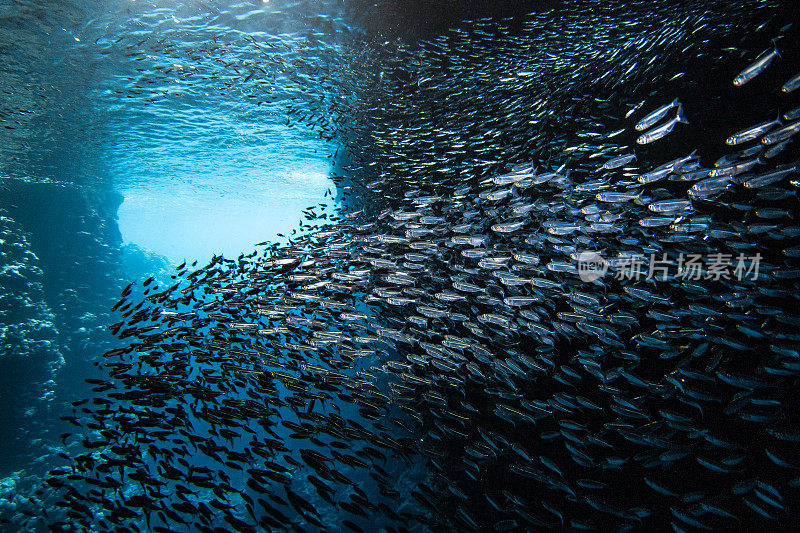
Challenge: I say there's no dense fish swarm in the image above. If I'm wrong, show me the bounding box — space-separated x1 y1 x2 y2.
6 0 800 531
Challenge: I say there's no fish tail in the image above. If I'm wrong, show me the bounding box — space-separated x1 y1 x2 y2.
772 37 781 56
677 105 689 124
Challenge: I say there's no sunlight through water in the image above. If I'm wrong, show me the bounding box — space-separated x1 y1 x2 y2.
116 144 335 265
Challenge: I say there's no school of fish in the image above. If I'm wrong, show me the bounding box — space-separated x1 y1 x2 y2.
6 0 800 531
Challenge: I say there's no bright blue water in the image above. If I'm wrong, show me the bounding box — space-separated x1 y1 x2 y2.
115 135 335 265
1 0 348 264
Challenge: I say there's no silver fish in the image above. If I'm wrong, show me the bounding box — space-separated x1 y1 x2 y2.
635 98 680 131
784 105 800 121
648 199 693 213
782 71 800 93
639 216 675 227
764 138 792 158
637 106 689 144
602 153 636 170
743 166 798 189
638 166 672 183
726 118 781 145
491 220 526 234
688 176 732 199
596 191 640 203
761 119 800 145
733 45 779 86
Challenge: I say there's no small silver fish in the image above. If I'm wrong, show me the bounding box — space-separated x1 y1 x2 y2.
689 176 732 199
492 172 533 186
596 191 640 203
782 71 800 93
639 216 675 227
491 220 526 233
726 118 781 145
733 45 779 86
638 166 672 184
761 119 800 145
743 166 798 189
764 139 792 159
784 105 800 121
637 106 689 144
503 296 540 307
624 99 645 119
648 199 693 213
602 153 636 170
635 98 680 131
